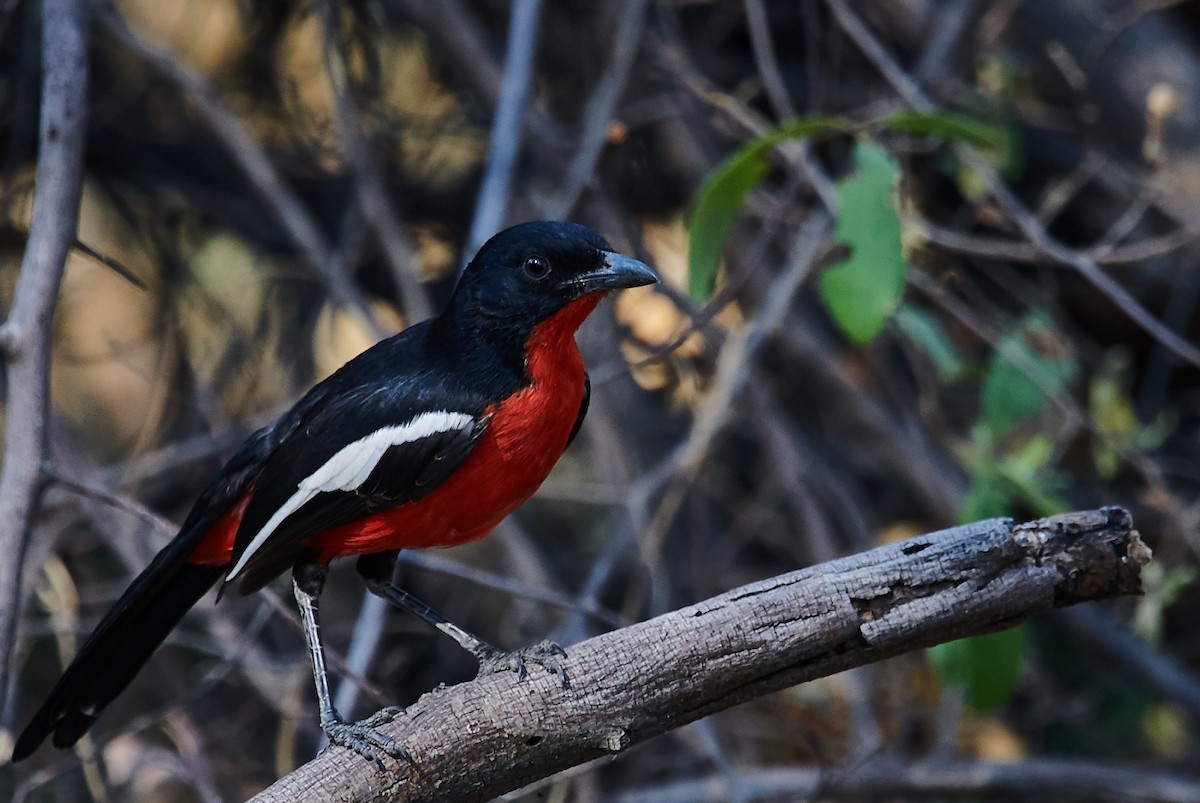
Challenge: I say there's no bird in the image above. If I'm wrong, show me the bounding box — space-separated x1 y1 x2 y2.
14 220 657 765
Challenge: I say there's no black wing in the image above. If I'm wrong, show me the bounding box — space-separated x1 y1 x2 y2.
566 372 590 449
225 381 496 592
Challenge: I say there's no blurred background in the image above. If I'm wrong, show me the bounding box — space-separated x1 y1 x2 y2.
3 0 1200 800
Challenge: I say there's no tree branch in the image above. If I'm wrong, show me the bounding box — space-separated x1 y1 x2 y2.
824 0 1200 369
98 5 385 337
250 507 1149 803
610 758 1200 803
0 0 88 710
463 0 543 261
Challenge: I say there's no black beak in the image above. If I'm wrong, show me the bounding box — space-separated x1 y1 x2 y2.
566 251 658 297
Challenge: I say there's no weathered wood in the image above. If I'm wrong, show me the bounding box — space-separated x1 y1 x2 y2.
250 507 1149 803
0 0 88 708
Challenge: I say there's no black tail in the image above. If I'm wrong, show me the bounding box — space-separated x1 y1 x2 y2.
13 539 224 760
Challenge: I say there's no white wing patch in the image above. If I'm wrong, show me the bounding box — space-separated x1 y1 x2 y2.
226 410 475 581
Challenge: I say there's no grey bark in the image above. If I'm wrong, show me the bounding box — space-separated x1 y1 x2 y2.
250 507 1149 803
0 0 88 712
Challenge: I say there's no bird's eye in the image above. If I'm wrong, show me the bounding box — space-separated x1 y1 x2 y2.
522 255 551 281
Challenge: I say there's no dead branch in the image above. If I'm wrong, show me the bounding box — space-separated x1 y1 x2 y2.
250 507 1149 803
0 0 88 708
611 757 1200 803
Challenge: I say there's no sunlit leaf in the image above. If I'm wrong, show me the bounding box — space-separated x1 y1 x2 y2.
1142 703 1189 760
687 116 845 302
818 141 905 343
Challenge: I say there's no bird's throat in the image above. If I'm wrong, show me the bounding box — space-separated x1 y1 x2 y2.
524 293 603 383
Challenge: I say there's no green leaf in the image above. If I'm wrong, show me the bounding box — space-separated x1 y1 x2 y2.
996 452 1070 517
885 109 1007 154
894 304 963 379
818 141 906 343
687 115 845 302
961 430 1069 521
887 108 1022 184
981 312 1079 436
928 626 1028 713
960 470 1012 521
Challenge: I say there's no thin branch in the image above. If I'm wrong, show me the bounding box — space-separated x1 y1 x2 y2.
463 0 543 262
972 153 1200 367
742 0 795 119
545 0 650 220
566 212 833 636
824 0 1200 368
1055 605 1200 719
611 758 1200 803
913 0 986 87
823 0 927 107
331 591 391 724
97 5 385 336
632 213 832 575
910 216 1200 267
316 0 433 323
391 0 568 161
400 552 626 629
0 0 88 710
43 468 176 537
250 508 1149 803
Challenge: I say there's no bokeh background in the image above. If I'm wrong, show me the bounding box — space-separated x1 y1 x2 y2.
3 0 1200 800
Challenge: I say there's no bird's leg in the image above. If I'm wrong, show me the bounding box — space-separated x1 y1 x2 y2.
292 562 406 767
356 552 569 688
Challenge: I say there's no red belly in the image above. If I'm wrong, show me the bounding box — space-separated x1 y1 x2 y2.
306 295 598 560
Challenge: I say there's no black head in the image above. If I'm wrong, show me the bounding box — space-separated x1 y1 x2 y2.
451 221 657 327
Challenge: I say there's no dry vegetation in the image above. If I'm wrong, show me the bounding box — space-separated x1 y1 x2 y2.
2 0 1200 801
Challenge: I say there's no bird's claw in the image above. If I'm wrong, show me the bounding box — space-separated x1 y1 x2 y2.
476 639 570 689
360 705 405 728
322 708 410 769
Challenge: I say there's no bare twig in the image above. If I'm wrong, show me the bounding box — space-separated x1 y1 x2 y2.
331 592 392 724
1055 605 1200 719
909 216 1200 267
612 758 1200 803
391 0 568 160
742 0 796 119
98 5 384 336
0 0 88 710
399 552 625 628
250 508 1149 802
464 0 543 262
567 212 833 635
545 0 650 220
913 0 986 87
973 155 1200 367
824 0 1200 368
317 0 432 323
633 213 832 574
823 0 927 108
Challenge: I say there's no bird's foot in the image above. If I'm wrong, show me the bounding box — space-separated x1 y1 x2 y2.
322 707 410 768
475 639 570 689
